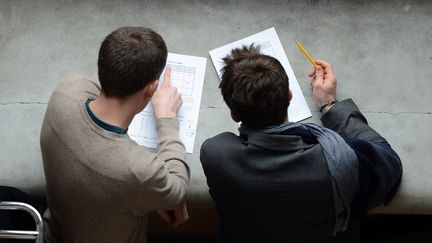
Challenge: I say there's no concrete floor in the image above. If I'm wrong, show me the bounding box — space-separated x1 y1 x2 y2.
1 0 432 235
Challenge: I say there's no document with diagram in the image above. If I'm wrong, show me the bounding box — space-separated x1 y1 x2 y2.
209 27 312 122
128 53 207 153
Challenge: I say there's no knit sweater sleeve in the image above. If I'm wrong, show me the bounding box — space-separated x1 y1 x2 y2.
124 118 190 214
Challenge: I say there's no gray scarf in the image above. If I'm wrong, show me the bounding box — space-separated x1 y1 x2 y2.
240 122 359 235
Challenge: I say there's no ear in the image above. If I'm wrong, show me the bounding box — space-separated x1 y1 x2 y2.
288 89 293 102
145 79 159 98
283 90 293 123
230 110 241 123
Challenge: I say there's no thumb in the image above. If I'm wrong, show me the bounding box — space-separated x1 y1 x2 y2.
157 210 173 224
315 66 324 84
182 204 189 221
162 66 172 88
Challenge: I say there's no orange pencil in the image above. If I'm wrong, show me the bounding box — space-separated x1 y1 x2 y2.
295 40 317 67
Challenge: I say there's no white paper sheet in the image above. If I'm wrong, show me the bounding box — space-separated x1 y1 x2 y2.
209 27 312 122
128 53 207 153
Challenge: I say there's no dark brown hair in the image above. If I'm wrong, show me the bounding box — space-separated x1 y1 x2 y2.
220 44 290 127
98 27 167 97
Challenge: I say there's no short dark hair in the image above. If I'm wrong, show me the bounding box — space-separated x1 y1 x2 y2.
98 27 167 97
219 44 290 127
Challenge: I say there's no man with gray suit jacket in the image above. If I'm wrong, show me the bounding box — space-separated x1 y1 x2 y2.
200 45 402 243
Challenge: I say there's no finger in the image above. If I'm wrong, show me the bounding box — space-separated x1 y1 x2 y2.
325 65 335 79
178 96 183 108
162 66 172 88
325 72 336 82
182 204 189 221
310 75 316 87
315 66 325 84
173 204 190 227
173 208 185 227
171 87 180 102
174 91 183 111
175 90 182 100
316 60 335 78
157 210 173 224
315 59 330 68
173 86 180 95
307 67 315 77
172 209 181 227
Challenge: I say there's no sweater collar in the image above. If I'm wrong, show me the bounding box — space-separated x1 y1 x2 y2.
85 98 128 135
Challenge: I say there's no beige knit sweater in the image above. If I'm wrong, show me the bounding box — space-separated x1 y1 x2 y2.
40 75 189 243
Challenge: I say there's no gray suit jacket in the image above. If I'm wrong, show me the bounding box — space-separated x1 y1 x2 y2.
200 99 402 243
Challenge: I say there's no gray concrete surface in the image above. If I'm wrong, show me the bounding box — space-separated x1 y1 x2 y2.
1 0 432 233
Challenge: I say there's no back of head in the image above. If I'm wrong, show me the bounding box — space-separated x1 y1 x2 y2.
98 27 167 97
220 44 290 128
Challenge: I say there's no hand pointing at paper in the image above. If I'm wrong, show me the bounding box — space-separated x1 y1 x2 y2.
151 66 183 119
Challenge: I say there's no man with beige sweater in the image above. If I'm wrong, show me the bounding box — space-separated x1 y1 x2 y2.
40 27 189 242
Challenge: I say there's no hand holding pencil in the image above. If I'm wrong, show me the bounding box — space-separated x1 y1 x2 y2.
295 39 337 113
308 60 337 114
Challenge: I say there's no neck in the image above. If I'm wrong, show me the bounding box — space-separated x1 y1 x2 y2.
89 94 147 129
